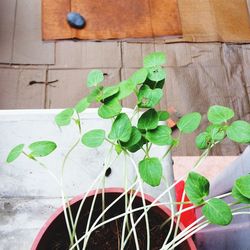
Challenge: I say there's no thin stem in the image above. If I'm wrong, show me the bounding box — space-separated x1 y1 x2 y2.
165 221 209 250
162 179 175 246
124 154 150 250
69 181 139 250
62 138 80 175
71 151 119 244
82 181 102 250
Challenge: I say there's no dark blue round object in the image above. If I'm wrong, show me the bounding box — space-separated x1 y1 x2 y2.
67 12 86 29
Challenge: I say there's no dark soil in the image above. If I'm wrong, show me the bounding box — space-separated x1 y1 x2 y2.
37 192 192 250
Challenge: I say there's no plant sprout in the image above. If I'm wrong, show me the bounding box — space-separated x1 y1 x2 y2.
6 51 250 250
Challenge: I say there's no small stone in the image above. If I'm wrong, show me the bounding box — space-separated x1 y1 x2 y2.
67 12 86 29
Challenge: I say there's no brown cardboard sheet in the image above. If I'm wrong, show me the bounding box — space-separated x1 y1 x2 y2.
42 0 182 40
42 0 250 42
177 0 250 42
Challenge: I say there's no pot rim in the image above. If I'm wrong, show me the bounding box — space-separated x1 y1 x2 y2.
31 187 197 250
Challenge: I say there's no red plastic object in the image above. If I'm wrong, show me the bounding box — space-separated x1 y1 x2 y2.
175 180 196 227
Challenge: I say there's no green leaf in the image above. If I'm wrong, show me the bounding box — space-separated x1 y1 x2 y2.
55 108 74 126
6 144 24 163
185 172 210 205
226 120 250 144
177 112 202 133
127 137 147 153
232 185 250 204
87 69 104 87
102 85 120 100
138 85 163 108
234 174 250 199
143 52 166 68
207 105 234 124
74 98 90 113
120 127 141 148
202 198 232 226
98 98 122 119
158 111 170 121
206 125 225 142
139 157 162 187
108 113 132 142
29 141 57 157
146 125 172 146
87 86 104 103
137 109 159 130
195 132 211 150
147 66 166 82
117 79 136 100
130 68 148 85
81 129 105 148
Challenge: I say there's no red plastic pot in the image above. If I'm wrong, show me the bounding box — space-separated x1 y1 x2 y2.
31 188 197 250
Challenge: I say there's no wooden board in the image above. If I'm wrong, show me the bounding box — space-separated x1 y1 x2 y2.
42 0 182 40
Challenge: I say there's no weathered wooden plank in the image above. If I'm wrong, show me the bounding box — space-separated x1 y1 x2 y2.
52 41 121 69
0 0 16 63
0 69 46 109
12 0 54 64
46 69 120 108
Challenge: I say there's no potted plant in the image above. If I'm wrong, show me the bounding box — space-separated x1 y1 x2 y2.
6 52 250 250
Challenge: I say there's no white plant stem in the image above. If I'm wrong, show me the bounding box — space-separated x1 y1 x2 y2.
120 156 140 250
69 198 200 250
164 221 209 250
82 180 102 250
125 154 151 250
162 179 175 247
71 152 119 243
69 181 138 250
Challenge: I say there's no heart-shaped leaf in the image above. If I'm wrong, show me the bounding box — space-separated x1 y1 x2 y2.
195 132 211 150
147 66 166 82
234 174 250 199
130 68 148 85
208 105 234 124
232 185 250 204
29 141 57 157
74 98 90 113
146 125 172 146
120 127 141 148
177 112 201 133
82 129 105 148
206 124 225 142
158 111 170 121
139 157 162 187
98 98 122 119
102 85 120 100
185 172 210 205
202 198 232 226
137 109 159 130
143 52 166 68
55 108 74 126
6 144 24 163
87 69 104 87
138 85 163 108
117 79 136 100
108 113 132 142
87 86 104 103
226 120 250 144
127 137 147 153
